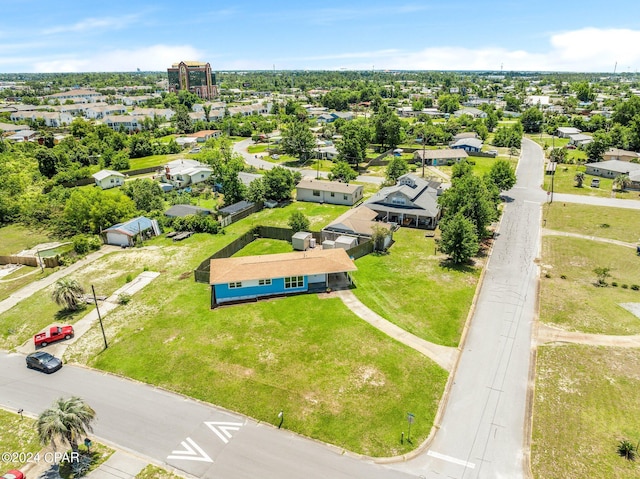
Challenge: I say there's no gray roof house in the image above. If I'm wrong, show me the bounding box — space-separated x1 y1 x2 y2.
103 216 160 247
557 127 581 138
322 205 394 249
414 148 468 166
450 137 483 153
585 160 640 179
164 204 211 217
364 174 442 229
296 179 363 206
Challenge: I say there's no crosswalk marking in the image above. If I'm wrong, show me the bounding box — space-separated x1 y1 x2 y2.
167 437 213 463
205 421 243 444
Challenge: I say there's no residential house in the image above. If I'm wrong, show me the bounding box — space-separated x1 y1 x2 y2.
585 160 640 179
45 89 103 104
568 133 593 147
453 107 487 119
6 129 37 142
556 126 581 138
104 115 142 132
92 169 126 189
364 173 442 229
85 104 127 120
316 145 339 160
296 179 364 206
129 108 174 121
102 216 160 247
603 148 640 162
191 130 222 143
414 148 468 166
0 122 23 133
450 137 483 153
317 111 355 123
208 248 357 307
238 171 262 187
322 205 394 249
158 159 213 189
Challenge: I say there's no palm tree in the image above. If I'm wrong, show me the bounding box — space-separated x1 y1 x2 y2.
613 173 631 191
617 439 637 461
51 278 85 311
37 397 96 454
574 171 585 187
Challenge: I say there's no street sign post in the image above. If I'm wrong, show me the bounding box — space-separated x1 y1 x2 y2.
407 413 415 442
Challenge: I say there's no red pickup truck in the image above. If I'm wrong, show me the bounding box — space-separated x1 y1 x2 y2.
34 325 74 347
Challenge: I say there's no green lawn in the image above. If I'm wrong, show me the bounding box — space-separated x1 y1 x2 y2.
84 293 447 457
128 154 183 170
232 238 292 257
543 203 640 244
543 163 635 199
0 267 58 303
532 345 640 479
136 465 183 479
247 144 268 154
0 409 41 470
540 236 640 335
351 228 480 347
0 224 56 255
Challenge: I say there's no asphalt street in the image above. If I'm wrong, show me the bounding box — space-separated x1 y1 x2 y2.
0 351 412 479
390 138 544 478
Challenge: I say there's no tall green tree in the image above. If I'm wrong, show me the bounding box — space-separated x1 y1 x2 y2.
281 120 316 161
37 397 96 455
63 188 136 234
520 107 543 133
288 211 310 233
262 166 300 202
330 161 358 183
485 159 517 191
336 119 370 167
51 278 85 311
173 104 193 134
385 156 409 183
439 174 496 239
439 213 479 264
373 104 402 150
122 179 165 212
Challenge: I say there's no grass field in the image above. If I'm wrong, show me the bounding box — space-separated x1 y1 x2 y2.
0 409 41 470
532 345 640 479
0 224 56 255
351 228 480 347
540 236 640 335
83 293 447 457
543 203 640 244
136 465 183 479
232 238 292 256
542 163 636 199
128 154 183 170
0 267 57 303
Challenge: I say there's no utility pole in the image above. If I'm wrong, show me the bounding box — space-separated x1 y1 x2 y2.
92 285 108 349
421 132 426 178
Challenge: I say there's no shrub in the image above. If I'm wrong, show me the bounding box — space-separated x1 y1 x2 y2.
544 272 551 278
171 214 220 234
560 274 567 280
632 284 640 291
611 281 618 287
125 274 133 283
622 284 629 289
118 293 132 305
72 234 102 255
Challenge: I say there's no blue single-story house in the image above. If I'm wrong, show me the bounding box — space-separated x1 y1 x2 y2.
450 137 483 153
209 248 357 307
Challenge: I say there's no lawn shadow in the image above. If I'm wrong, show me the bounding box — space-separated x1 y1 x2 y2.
54 305 87 322
438 258 477 274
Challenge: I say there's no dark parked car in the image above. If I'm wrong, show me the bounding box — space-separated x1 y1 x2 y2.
26 351 62 373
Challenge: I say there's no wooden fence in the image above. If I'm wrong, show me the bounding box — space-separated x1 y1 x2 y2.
0 255 59 268
346 240 373 260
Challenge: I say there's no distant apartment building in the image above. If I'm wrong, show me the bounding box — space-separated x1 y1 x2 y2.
167 61 218 100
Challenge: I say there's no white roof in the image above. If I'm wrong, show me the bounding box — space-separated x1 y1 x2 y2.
92 169 125 181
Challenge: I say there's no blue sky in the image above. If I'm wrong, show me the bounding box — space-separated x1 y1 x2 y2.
2 0 639 73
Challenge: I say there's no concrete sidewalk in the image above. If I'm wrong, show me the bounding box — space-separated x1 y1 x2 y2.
334 290 458 371
16 271 160 358
0 246 121 316
87 450 147 479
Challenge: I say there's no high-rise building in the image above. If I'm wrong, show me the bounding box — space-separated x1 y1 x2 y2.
167 61 218 100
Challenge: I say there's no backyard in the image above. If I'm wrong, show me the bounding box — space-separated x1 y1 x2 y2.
542 163 635 199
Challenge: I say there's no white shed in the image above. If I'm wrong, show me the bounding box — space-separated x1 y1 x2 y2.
92 169 125 189
292 231 313 251
322 240 335 249
334 235 358 250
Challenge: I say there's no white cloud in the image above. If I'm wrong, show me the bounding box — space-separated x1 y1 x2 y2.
42 14 141 35
279 27 640 72
33 45 204 72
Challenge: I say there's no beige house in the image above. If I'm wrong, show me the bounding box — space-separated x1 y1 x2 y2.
92 169 125 189
414 148 468 166
296 179 363 206
603 148 640 162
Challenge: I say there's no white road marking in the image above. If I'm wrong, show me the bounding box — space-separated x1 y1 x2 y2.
427 450 476 469
167 437 213 463
205 421 243 444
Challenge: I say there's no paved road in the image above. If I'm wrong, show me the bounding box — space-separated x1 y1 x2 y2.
233 138 384 185
390 138 544 478
0 352 413 479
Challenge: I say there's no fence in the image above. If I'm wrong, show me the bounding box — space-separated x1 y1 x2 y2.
193 226 324 284
346 240 373 260
0 255 59 268
219 201 264 228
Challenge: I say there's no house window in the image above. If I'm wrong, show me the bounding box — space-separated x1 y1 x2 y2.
330 192 335 197
313 190 320 197
284 276 304 289
343 194 348 200
229 282 242 289
258 279 272 286
392 197 406 205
